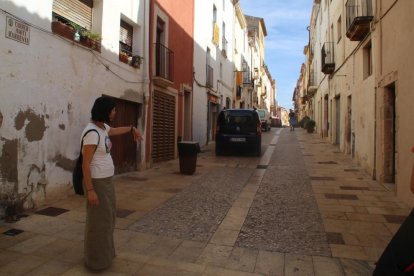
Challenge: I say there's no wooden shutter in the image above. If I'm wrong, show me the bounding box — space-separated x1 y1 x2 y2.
52 0 93 30
152 91 175 162
120 20 133 46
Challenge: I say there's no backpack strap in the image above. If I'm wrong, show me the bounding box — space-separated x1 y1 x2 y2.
80 129 100 154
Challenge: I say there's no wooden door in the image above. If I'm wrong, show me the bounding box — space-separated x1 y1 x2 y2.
109 97 139 174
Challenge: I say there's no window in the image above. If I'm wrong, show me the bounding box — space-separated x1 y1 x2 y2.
222 22 227 55
213 5 217 32
363 41 372 79
212 5 219 45
119 19 142 68
220 62 223 79
120 20 133 54
51 0 101 51
337 16 342 43
52 0 93 30
119 20 133 62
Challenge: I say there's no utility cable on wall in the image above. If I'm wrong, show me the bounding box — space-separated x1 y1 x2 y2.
0 8 146 84
193 71 220 95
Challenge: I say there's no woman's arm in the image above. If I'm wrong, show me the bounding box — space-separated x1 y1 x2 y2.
82 145 99 206
108 126 143 142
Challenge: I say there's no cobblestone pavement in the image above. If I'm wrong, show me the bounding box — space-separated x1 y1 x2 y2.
0 128 411 275
129 166 253 242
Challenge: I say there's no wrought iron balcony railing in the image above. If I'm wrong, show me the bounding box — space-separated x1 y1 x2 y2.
308 69 318 96
346 0 373 41
321 42 335 74
154 42 174 82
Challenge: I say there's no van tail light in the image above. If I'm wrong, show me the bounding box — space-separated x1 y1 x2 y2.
257 123 262 136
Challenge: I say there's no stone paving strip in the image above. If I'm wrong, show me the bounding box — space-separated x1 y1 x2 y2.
297 130 411 273
237 130 331 257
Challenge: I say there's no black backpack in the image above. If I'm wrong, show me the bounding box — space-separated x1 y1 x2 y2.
72 129 100 195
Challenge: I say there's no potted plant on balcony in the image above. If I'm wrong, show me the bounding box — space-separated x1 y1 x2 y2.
131 55 143 68
51 20 75 41
80 30 102 52
306 119 316 133
119 51 129 64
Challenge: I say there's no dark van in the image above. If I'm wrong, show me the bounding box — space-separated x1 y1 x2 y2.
215 109 262 156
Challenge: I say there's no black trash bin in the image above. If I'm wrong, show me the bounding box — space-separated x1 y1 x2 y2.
178 141 200 175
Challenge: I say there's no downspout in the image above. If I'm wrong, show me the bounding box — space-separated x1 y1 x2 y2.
142 0 150 169
373 0 382 180
146 0 154 168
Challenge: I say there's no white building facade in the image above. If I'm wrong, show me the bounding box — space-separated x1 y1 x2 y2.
0 0 149 207
193 0 235 145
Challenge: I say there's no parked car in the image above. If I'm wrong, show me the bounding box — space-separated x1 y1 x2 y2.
257 109 271 131
215 109 261 156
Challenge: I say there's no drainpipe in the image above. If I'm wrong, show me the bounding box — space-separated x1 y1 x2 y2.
373 0 382 180
142 0 150 169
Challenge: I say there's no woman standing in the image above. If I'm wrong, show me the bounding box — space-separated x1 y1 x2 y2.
81 96 142 270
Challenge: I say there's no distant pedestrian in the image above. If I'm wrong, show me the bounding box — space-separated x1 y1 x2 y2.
288 109 295 131
81 96 142 271
373 146 414 275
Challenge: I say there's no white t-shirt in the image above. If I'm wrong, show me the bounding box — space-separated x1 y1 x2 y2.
81 123 114 178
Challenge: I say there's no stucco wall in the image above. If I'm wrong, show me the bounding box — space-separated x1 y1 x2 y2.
376 0 414 205
0 0 147 208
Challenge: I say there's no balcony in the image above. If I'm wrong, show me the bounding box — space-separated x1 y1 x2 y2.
308 70 317 95
206 64 213 88
242 62 253 87
321 42 335 74
154 43 174 87
300 96 308 105
119 42 142 69
346 0 373 41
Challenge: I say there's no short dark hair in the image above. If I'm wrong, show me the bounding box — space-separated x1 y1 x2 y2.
91 96 116 123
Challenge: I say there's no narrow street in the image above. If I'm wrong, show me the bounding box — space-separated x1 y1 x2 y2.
0 128 410 275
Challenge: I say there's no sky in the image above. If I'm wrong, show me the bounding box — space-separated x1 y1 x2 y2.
239 0 313 110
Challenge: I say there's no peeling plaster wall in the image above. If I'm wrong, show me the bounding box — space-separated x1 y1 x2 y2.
0 0 149 208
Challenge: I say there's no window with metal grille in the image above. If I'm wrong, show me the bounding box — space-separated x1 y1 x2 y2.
120 20 133 56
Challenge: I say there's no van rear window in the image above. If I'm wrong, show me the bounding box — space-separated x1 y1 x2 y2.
226 115 254 124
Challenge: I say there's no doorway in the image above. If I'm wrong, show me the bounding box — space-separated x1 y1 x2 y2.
183 90 191 141
382 83 396 183
335 96 341 145
346 96 352 154
323 95 329 137
207 101 218 142
109 97 140 174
